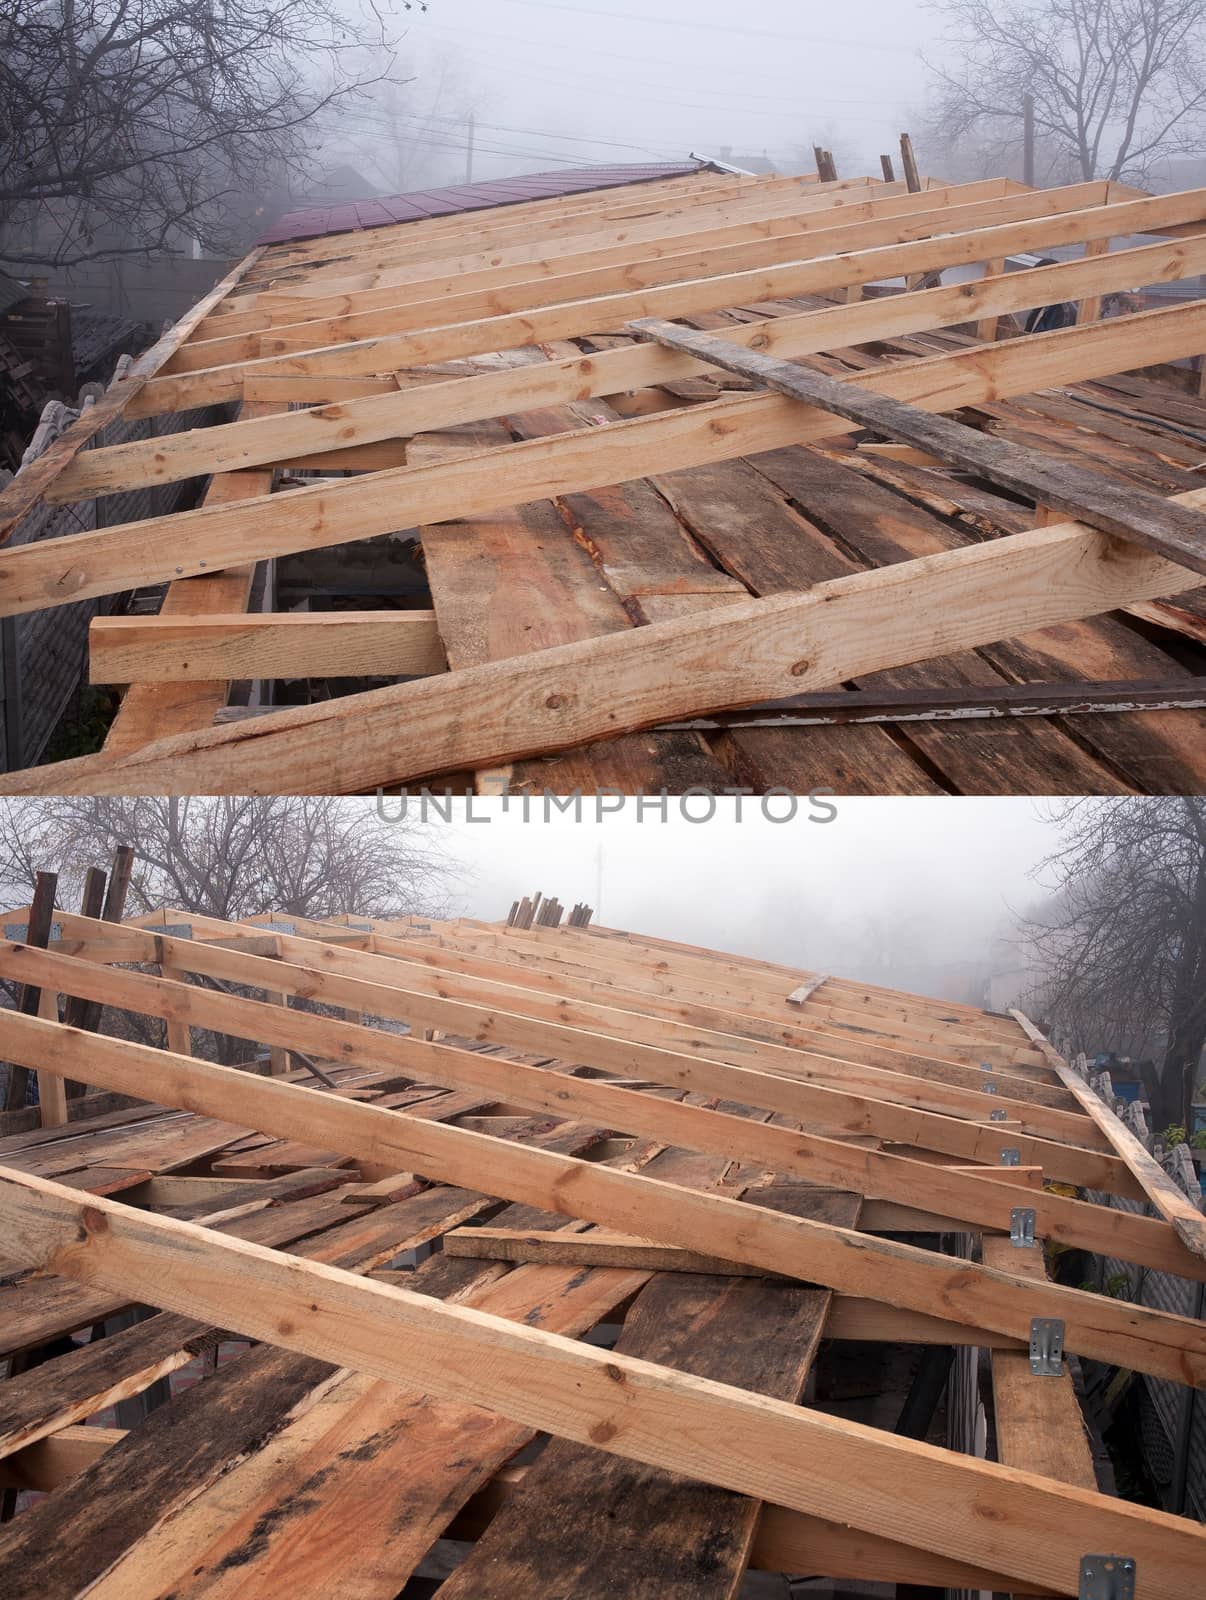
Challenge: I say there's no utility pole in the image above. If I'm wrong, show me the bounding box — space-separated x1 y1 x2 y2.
465 113 476 184
1023 94 1035 187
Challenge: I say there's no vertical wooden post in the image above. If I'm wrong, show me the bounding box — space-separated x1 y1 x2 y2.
161 970 192 1058
880 154 896 183
1077 236 1111 324
899 133 921 193
2 870 58 1111
36 986 68 1128
64 845 135 1097
263 992 290 1076
977 259 1007 343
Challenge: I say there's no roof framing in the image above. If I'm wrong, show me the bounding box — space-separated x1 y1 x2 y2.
0 907 1203 1597
2 167 1206 793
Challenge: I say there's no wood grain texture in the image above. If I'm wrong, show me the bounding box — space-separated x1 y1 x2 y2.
0 1167 1202 1598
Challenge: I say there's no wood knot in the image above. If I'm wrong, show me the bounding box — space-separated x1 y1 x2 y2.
81 1206 109 1236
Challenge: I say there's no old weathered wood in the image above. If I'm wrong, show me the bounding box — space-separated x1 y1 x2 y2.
631 316 1206 577
1013 1009 1206 1259
0 1013 1203 1381
2 870 57 1111
438 1186 859 1600
1 1167 1203 1597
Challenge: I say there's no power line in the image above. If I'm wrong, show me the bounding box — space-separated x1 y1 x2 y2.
493 0 917 53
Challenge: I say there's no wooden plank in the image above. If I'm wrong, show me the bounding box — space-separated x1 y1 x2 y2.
444 1224 769 1275
91 611 446 684
0 943 1174 1273
632 316 1206 577
62 1142 697 1598
200 185 1199 370
0 1426 125 1493
56 232 1206 499
10 490 1199 795
51 910 1128 1187
437 1186 858 1600
126 187 1206 413
102 403 282 753
2 870 57 1111
175 188 1165 369
1013 1010 1206 1259
983 1235 1097 1491
0 250 260 545
7 295 1205 623
1 1167 1202 1597
0 1017 1202 1380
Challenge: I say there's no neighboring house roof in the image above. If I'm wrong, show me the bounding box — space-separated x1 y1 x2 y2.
257 160 708 244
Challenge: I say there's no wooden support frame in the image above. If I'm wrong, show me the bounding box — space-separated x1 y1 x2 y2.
36 910 1129 1178
0 1002 1203 1385
0 939 1182 1276
0 1165 1202 1598
3 164 1206 796
1013 1010 1206 1258
630 316 1206 575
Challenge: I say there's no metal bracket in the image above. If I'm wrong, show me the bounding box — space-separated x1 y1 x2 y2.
3 921 63 942
1000 1148 1021 1166
158 924 194 940
257 920 297 934
1079 1555 1135 1600
1010 1207 1036 1247
990 1107 1008 1121
1030 1317 1065 1376
980 1061 994 1072
984 1081 997 1095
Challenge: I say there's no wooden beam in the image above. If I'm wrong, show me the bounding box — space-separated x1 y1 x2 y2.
983 1235 1098 1492
631 316 1206 576
0 1167 1201 1597
2 870 57 1110
9 483 1201 796
0 1008 1203 1385
37 912 1136 1189
0 942 1172 1272
57 226 1206 499
134 186 1206 407
1013 1011 1206 1259
0 250 260 545
90 611 446 684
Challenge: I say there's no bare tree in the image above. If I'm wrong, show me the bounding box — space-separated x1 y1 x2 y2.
0 796 456 922
0 0 422 268
1020 797 1206 1131
925 0 1206 184
0 796 458 1072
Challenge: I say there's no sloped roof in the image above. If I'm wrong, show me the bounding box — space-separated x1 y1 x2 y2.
257 161 708 244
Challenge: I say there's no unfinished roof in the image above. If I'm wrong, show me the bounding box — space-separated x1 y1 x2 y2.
1 896 1205 1595
2 166 1206 795
258 161 713 244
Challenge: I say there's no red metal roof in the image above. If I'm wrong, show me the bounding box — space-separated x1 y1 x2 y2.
257 162 709 245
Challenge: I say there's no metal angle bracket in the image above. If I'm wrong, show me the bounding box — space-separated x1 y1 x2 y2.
158 924 194 940
980 1060 994 1072
1030 1317 1065 1376
1010 1207 1036 1247
1079 1555 1135 1600
989 1107 1008 1121
1000 1148 1021 1166
257 920 297 935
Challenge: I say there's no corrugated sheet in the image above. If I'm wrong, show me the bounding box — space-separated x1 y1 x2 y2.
257 161 708 245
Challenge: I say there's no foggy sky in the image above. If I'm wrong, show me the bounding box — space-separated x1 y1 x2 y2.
342 0 950 189
430 797 1062 990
